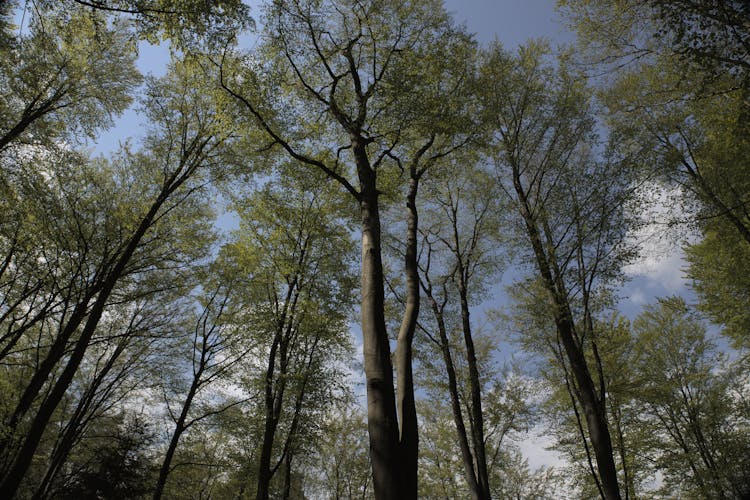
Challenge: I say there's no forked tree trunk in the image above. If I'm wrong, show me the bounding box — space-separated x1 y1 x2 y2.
355 144 403 499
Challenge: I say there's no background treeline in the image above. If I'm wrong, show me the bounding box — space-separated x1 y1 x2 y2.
0 1 748 499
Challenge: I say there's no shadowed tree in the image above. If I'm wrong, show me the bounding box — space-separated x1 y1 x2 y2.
0 60 237 496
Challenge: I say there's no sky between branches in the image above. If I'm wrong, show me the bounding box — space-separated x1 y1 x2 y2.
88 0 694 469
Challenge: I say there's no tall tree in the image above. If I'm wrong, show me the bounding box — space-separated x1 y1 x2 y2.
561 0 750 349
0 5 141 154
33 298 178 499
216 1 475 496
152 284 249 500
220 170 357 500
412 160 503 500
631 297 750 498
521 310 648 499
482 41 636 499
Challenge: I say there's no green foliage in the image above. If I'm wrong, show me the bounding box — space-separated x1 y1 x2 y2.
1 0 748 497
559 0 750 87
0 5 141 150
0 55 228 496
417 377 559 500
686 221 750 349
33 0 252 48
56 413 157 500
631 297 750 498
562 0 750 353
210 170 358 497
306 405 373 499
222 0 478 202
482 41 637 301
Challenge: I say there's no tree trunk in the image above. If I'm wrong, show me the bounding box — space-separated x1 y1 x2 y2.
153 369 202 500
256 332 283 500
355 144 402 499
1 299 93 451
282 451 293 500
512 167 622 500
457 282 491 500
557 315 621 500
395 175 419 499
425 290 481 500
256 279 299 500
34 340 129 499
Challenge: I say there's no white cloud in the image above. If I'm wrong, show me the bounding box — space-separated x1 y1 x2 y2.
518 424 566 471
622 182 695 303
625 247 688 293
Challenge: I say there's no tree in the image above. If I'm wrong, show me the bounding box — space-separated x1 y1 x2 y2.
216 1 475 496
416 362 555 499
528 311 651 499
32 298 180 499
631 297 750 498
306 404 373 500
36 0 251 48
219 170 357 500
558 0 750 88
561 0 750 350
412 159 503 500
0 3 140 377
685 221 750 349
0 4 141 154
482 41 637 499
55 412 157 500
152 284 249 500
0 60 235 496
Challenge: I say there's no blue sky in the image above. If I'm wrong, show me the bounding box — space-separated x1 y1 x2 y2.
444 0 573 46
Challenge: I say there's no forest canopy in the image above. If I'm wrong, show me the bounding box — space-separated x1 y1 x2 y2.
0 1 748 499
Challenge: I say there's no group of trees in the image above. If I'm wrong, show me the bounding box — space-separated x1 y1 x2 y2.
0 0 747 498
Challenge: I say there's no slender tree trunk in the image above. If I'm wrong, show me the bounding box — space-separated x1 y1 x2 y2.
0 278 124 496
256 332 283 500
34 340 128 499
610 400 631 500
0 189 170 497
512 167 621 500
396 175 419 499
355 143 402 499
256 279 299 500
424 289 481 500
457 277 490 499
1 299 93 450
0 96 60 153
555 295 621 500
561 361 606 499
282 450 293 500
153 369 202 500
